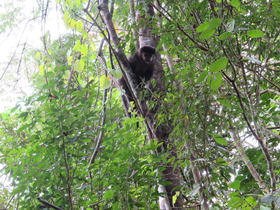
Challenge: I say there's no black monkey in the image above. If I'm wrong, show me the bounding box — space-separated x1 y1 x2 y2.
129 46 156 81
119 46 156 116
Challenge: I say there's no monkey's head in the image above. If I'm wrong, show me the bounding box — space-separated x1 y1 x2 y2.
139 46 156 64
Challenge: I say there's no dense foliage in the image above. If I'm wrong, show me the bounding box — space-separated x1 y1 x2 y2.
0 0 279 209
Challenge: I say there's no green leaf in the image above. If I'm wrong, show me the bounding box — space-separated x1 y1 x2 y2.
230 180 241 189
35 51 41 60
211 72 223 90
229 196 241 208
80 44 88 57
246 196 257 207
214 135 228 145
172 191 180 206
76 21 83 33
196 71 208 83
247 30 264 38
272 0 280 15
218 32 233 40
209 57 228 72
209 18 222 29
73 40 81 52
197 18 221 39
199 29 215 39
218 98 232 108
68 0 74 8
104 190 114 199
217 157 226 163
230 0 240 8
111 69 123 79
196 22 209 33
196 18 222 40
74 60 84 72
74 0 82 7
100 75 111 89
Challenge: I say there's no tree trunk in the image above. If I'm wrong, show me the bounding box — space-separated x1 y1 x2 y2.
98 0 184 208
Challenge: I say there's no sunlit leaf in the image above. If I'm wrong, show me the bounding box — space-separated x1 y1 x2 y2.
111 69 123 79
68 0 73 8
247 30 264 38
67 56 73 65
39 64 44 75
229 197 241 208
246 196 257 207
199 29 215 39
230 0 240 8
80 44 88 56
35 52 41 60
74 59 84 72
196 22 209 33
64 11 71 28
100 75 111 89
74 0 82 7
76 21 83 32
172 191 180 206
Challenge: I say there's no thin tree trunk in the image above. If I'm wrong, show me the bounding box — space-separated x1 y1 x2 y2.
135 1 184 208
229 127 269 193
185 142 209 210
129 0 139 49
98 0 184 208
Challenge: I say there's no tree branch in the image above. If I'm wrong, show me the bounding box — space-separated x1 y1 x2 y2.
87 43 108 169
152 3 209 52
37 197 63 210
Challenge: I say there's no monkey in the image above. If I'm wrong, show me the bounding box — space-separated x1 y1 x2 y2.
128 46 156 81
119 46 156 116
48 93 56 102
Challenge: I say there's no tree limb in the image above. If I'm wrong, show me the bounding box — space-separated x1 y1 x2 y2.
37 197 63 210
